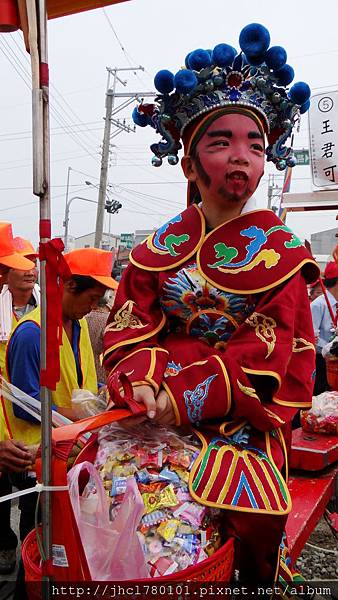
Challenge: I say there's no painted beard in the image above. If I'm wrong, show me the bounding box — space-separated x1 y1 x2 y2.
194 152 262 203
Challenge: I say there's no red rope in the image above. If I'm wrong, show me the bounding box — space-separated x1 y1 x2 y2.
39 238 71 390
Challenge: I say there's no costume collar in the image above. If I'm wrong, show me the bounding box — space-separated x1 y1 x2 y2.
130 204 319 293
130 204 205 271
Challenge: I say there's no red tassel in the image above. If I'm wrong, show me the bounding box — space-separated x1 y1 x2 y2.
0 0 19 33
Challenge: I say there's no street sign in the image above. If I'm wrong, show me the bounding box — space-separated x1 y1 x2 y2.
120 233 134 249
308 91 338 189
294 149 309 166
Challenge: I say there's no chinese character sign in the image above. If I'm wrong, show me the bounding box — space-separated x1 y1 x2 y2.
308 91 338 189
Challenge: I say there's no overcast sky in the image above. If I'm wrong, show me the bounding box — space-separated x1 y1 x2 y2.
0 0 337 248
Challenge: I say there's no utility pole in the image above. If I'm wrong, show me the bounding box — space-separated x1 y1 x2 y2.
94 66 150 248
267 174 283 212
95 90 114 248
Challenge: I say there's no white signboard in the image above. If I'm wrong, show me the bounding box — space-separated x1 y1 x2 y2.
308 91 338 189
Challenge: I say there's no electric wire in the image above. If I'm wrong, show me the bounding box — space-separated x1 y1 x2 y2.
10 32 101 149
102 9 153 89
0 36 100 165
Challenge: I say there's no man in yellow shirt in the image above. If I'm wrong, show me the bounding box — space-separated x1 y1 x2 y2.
0 223 36 575
3 247 117 543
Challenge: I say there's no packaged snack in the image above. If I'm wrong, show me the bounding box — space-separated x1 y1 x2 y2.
89 422 222 578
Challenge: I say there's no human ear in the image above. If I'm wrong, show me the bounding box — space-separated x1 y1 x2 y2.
64 279 77 294
181 155 197 182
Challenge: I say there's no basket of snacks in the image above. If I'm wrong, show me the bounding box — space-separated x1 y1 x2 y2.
23 380 234 591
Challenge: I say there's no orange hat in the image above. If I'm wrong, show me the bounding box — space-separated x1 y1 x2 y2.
13 236 38 258
324 261 338 280
0 223 36 270
63 248 118 289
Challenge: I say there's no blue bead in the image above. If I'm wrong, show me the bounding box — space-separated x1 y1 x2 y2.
212 44 236 67
132 107 148 127
168 154 179 165
154 70 174 95
152 156 162 167
289 82 311 105
188 49 212 71
174 69 198 94
239 23 270 57
300 99 310 114
286 156 297 167
275 64 294 86
265 46 287 70
276 159 287 171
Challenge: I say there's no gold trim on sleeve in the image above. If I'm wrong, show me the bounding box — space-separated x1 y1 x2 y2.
212 354 232 417
237 379 260 400
162 381 181 426
292 337 315 353
242 367 282 391
103 313 167 357
105 300 146 332
246 312 277 358
273 396 312 408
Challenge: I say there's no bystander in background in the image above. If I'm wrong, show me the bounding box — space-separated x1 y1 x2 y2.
311 261 338 395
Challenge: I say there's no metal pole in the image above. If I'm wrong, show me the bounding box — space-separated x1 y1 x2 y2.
63 203 70 252
267 174 274 209
94 67 147 249
37 2 52 598
63 167 72 251
63 167 71 249
65 197 98 249
95 89 114 248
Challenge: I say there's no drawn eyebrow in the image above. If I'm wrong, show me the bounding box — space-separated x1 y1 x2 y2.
207 130 264 140
207 130 232 138
248 131 264 140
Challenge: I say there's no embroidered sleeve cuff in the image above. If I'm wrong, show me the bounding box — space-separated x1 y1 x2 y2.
108 347 169 395
163 355 231 426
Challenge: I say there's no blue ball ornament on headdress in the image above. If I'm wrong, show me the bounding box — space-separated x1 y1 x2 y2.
154 70 175 95
212 44 237 67
174 69 198 94
300 99 310 114
239 23 270 57
288 82 311 105
185 53 191 69
275 64 294 86
265 46 287 70
132 107 149 127
245 53 265 66
188 49 212 71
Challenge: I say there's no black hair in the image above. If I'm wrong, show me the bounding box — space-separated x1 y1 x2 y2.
324 277 338 289
70 275 104 294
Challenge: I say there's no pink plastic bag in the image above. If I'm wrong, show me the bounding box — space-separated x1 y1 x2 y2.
67 461 148 580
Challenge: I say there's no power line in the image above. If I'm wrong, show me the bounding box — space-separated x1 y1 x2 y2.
10 32 101 149
0 36 100 165
102 9 152 89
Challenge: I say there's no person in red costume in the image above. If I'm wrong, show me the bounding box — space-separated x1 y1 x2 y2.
103 24 319 587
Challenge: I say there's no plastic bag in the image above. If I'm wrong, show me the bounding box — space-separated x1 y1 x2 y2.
67 460 148 580
301 391 338 434
71 387 108 419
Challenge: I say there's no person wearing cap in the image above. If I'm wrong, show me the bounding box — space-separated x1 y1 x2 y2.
103 25 319 587
0 236 39 376
0 224 36 574
308 279 322 303
2 247 117 542
311 261 338 395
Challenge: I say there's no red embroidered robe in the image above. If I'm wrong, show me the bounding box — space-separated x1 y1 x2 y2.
103 205 319 582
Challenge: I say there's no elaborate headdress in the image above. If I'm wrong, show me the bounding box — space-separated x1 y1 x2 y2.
132 23 311 171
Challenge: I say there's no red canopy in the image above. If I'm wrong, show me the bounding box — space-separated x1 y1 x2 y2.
1 1 128 47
